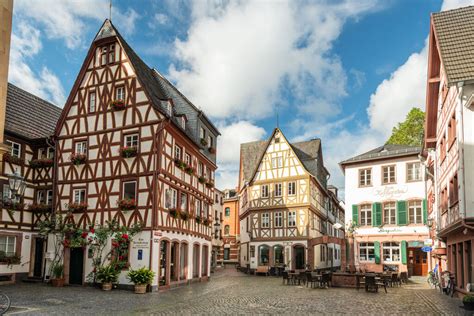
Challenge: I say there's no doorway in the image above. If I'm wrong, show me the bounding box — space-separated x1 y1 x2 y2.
32 237 44 278
69 248 84 285
294 245 305 270
409 248 428 276
159 240 168 286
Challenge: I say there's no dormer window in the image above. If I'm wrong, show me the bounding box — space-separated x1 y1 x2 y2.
208 135 213 148
166 102 172 116
200 127 206 139
181 116 186 129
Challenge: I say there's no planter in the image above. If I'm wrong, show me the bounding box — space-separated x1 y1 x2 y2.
51 278 65 287
29 158 54 169
110 99 126 111
134 284 147 294
102 282 113 291
120 146 137 158
70 153 87 165
4 153 24 165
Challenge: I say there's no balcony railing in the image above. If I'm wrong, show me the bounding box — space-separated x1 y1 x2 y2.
439 202 460 231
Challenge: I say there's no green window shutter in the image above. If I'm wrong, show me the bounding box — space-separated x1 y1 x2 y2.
401 240 407 264
423 199 428 225
352 205 359 225
372 202 382 226
374 241 380 264
396 201 407 225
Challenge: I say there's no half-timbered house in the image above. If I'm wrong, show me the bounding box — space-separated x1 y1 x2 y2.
0 83 60 283
238 128 345 272
53 20 219 289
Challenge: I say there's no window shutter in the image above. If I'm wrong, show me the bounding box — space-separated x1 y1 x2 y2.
396 201 407 225
352 205 359 225
372 202 382 226
374 241 380 264
401 240 407 264
423 199 428 225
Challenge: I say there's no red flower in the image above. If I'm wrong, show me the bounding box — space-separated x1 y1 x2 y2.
122 234 129 240
81 232 88 238
119 256 124 260
112 241 119 248
90 228 95 234
93 267 96 273
62 239 70 247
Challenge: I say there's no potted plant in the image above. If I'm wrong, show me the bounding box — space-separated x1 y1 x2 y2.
169 209 179 219
463 295 474 311
51 263 65 287
110 99 126 111
120 146 138 158
117 199 137 211
70 153 87 165
127 267 155 294
67 202 88 213
3 153 24 165
198 176 207 184
96 264 120 291
180 211 189 221
184 166 194 175
29 158 54 169
200 138 208 147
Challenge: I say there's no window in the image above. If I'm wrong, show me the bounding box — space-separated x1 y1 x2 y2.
0 236 16 256
2 185 11 201
47 190 53 205
89 91 96 112
288 211 296 227
271 156 283 168
250 245 255 258
274 183 282 197
223 225 230 236
123 181 136 200
195 199 201 216
448 114 456 147
382 165 396 184
450 174 459 205
174 145 182 160
274 245 284 265
73 189 86 203
408 200 423 224
180 116 186 129
440 133 447 162
203 202 209 218
224 248 230 260
198 162 203 176
225 207 230 217
115 86 125 101
39 147 54 159
288 182 296 196
6 141 20 158
320 245 326 262
440 187 448 213
208 135 213 148
184 153 191 165
37 190 45 204
359 242 375 261
359 168 371 187
383 202 396 225
166 188 177 209
262 213 269 228
275 212 282 227
407 162 422 181
101 46 107 65
108 44 115 63
360 204 372 226
124 134 138 148
75 141 87 155
383 242 400 262
261 185 269 198
200 127 206 139
180 192 187 212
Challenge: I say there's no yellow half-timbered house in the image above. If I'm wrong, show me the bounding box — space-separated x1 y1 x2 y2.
239 128 345 272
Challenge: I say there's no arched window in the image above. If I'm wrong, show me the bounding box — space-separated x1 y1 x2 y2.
224 225 230 236
259 245 270 266
225 207 230 217
274 245 284 266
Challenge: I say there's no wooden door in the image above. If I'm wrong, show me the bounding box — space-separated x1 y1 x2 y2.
69 248 84 285
33 238 44 277
412 248 428 276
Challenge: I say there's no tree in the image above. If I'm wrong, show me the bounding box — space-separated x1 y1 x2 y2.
386 108 425 146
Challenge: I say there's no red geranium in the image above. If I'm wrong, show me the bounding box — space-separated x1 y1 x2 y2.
122 234 129 240
62 239 71 247
112 241 119 248
81 232 88 238
119 256 124 260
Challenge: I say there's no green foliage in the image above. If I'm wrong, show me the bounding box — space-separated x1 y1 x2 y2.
464 295 474 303
386 108 425 146
52 263 64 278
96 264 120 283
127 267 155 285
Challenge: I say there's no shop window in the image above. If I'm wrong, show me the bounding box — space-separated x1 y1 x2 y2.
382 242 400 262
359 242 375 261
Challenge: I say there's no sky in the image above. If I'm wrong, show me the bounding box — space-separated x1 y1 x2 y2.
8 0 474 197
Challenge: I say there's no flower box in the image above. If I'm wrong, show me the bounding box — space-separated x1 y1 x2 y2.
29 158 54 169
0 252 21 266
3 153 24 165
208 147 216 154
70 153 87 165
169 208 179 219
174 158 187 170
205 180 215 188
28 203 52 214
180 211 189 220
3 201 24 211
67 202 88 213
117 198 137 211
200 138 208 147
195 215 202 224
120 146 138 158
198 176 207 184
110 99 126 111
184 166 195 175
203 218 211 226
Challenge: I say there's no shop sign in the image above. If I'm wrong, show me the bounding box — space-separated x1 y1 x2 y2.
421 246 432 252
408 241 424 247
373 186 408 199
132 238 149 249
154 231 162 237
424 239 433 246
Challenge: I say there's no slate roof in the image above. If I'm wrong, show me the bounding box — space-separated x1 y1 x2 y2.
240 136 323 183
432 6 474 85
340 144 421 166
5 83 62 140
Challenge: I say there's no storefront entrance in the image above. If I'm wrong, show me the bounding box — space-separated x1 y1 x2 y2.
408 248 428 276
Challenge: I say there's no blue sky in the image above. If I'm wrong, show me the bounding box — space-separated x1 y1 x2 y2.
8 0 474 194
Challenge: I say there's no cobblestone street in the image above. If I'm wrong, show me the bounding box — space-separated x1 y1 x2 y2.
0 268 465 315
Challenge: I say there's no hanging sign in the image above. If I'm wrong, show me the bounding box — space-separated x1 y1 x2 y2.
421 246 432 252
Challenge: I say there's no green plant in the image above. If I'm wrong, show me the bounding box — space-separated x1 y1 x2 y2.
52 263 64 279
96 264 120 283
464 295 474 303
127 267 155 285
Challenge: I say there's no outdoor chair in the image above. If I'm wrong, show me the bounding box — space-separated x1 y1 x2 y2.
305 272 316 288
400 272 408 284
297 271 306 285
390 273 401 287
364 274 378 292
376 276 388 293
282 271 290 285
320 273 331 288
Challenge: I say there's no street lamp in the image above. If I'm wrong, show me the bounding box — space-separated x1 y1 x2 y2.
4 169 26 205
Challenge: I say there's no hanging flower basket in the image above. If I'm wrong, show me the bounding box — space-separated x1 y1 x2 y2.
110 99 126 111
198 176 207 184
180 211 189 221
120 146 138 158
29 158 54 169
67 202 88 213
208 147 216 154
29 203 52 214
200 138 208 147
205 180 215 188
185 166 195 175
70 153 87 165
169 208 179 219
3 153 24 165
117 199 137 211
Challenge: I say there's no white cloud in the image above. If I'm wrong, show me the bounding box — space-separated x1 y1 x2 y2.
9 22 65 106
169 0 380 121
442 0 474 10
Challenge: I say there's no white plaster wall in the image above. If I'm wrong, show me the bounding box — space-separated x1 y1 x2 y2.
0 231 33 275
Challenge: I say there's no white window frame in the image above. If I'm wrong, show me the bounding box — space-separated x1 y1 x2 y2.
0 236 16 256
174 145 181 160
360 204 372 226
170 188 177 209
7 141 21 158
288 182 296 196
382 165 396 184
89 90 96 112
288 211 296 227
261 185 269 198
359 242 375 262
274 212 282 227
359 168 371 187
407 162 422 181
75 141 87 155
383 202 396 225
261 213 269 228
271 156 283 168
180 192 188 212
115 86 125 101
47 190 53 205
383 242 400 262
195 199 202 216
125 134 139 148
274 183 282 197
408 200 423 224
73 189 86 203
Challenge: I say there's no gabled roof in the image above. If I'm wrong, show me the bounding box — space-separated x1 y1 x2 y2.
432 6 474 85
240 129 324 183
6 83 62 140
340 144 421 167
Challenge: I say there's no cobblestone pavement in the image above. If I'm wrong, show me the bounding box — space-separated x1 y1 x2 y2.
1 268 466 315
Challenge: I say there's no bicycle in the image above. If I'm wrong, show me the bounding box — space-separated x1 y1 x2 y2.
427 270 440 290
0 292 11 315
442 272 456 297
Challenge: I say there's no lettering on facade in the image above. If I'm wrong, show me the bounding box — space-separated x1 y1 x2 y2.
132 238 150 249
378 227 403 233
373 185 408 199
